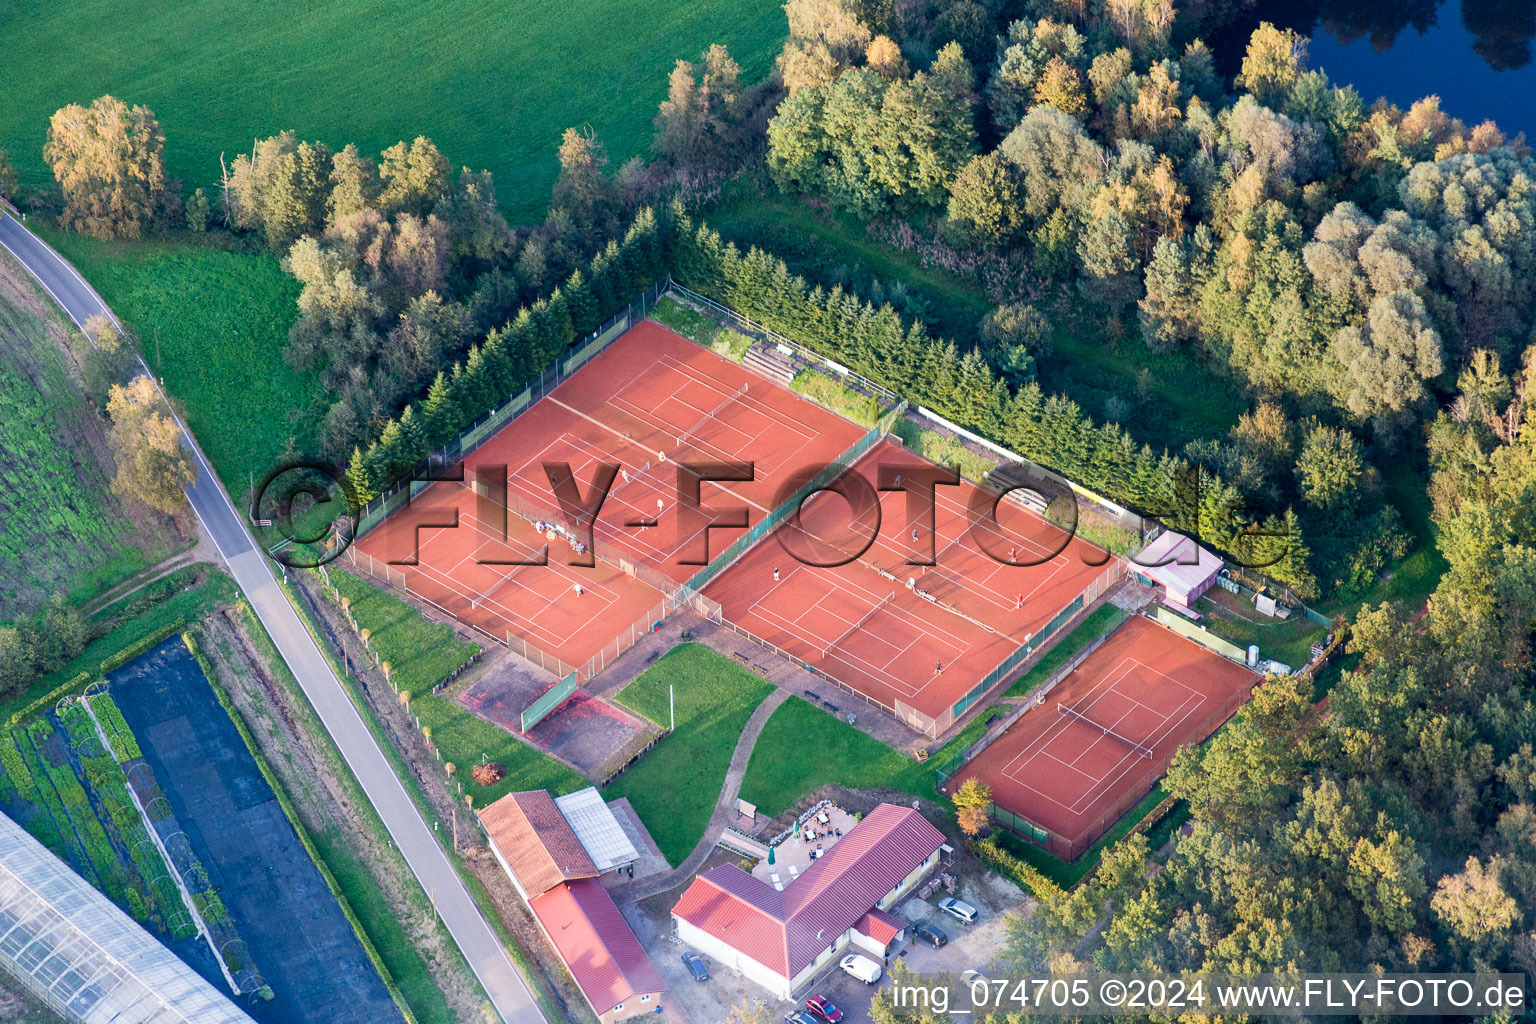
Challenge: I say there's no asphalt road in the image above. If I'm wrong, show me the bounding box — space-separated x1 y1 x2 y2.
0 212 547 1024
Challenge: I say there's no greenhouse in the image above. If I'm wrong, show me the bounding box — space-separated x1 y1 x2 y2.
0 811 256 1024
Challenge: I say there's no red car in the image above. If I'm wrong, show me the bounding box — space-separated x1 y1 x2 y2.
805 995 844 1023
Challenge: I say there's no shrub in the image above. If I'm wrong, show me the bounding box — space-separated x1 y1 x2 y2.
967 835 1061 898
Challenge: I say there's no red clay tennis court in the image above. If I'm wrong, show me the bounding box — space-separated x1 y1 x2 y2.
349 320 865 675
952 615 1259 859
703 438 1124 737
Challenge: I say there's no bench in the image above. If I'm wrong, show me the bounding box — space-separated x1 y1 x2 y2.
803 689 819 699
823 701 840 713
732 651 751 665
645 650 661 665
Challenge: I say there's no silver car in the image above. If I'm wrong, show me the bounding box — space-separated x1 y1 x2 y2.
938 896 979 923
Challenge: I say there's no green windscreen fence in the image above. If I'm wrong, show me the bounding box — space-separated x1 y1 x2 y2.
1152 605 1248 662
679 400 907 595
520 673 580 732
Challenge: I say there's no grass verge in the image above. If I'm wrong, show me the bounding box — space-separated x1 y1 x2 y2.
1003 604 1127 698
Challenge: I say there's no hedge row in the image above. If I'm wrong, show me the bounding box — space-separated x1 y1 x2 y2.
967 835 1062 899
671 217 1315 596
8 672 92 727
182 632 421 1024
99 620 186 674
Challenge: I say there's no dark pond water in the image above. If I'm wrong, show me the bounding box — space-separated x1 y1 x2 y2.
1222 0 1536 137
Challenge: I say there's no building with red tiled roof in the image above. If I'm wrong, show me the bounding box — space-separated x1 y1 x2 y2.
528 879 667 1023
480 791 668 1023
671 804 946 998
480 790 597 900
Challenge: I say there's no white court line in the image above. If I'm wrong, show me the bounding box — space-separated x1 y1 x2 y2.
997 656 1213 816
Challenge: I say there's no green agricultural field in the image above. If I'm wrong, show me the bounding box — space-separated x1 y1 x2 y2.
606 644 773 866
0 275 174 615
0 0 783 223
37 230 312 498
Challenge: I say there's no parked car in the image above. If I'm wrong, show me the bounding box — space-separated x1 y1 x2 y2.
805 995 844 1023
912 922 948 948
938 897 979 924
960 969 989 987
785 1013 820 1024
680 951 709 981
840 953 883 984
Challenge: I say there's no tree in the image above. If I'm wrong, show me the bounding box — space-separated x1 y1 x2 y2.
1431 856 1518 957
106 376 194 513
1296 423 1364 513
1329 290 1443 421
719 998 773 1024
778 0 872 95
654 46 749 172
72 314 135 409
953 777 992 835
0 149 17 198
184 188 210 232
1077 209 1140 308
44 96 169 239
945 153 1025 248
865 34 906 79
551 127 617 239
327 143 378 224
226 132 334 251
997 106 1104 221
768 66 976 215
1236 22 1308 106
929 0 991 65
979 302 1051 361
1034 55 1087 116
377 137 450 216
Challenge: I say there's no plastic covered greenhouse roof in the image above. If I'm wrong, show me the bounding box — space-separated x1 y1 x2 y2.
0 811 256 1024
554 787 639 871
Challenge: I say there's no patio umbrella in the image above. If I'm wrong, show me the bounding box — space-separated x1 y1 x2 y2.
768 845 775 865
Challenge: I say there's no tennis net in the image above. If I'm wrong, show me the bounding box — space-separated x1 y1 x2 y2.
824 591 894 658
1057 701 1154 759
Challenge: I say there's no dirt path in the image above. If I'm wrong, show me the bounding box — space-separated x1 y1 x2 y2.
618 688 790 903
81 526 218 615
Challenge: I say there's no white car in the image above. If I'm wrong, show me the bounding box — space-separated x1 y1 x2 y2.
938 897 979 923
839 953 883 984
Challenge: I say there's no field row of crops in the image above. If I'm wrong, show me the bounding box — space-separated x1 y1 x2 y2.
0 699 194 938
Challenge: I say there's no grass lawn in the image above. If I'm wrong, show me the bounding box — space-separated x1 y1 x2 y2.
605 644 773 866
891 419 998 482
0 0 782 223
1003 603 1127 698
739 697 1012 818
412 693 586 806
35 229 313 499
318 568 582 804
327 568 477 693
1194 589 1325 670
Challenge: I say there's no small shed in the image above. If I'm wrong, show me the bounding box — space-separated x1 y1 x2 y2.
1133 531 1223 609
